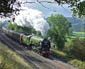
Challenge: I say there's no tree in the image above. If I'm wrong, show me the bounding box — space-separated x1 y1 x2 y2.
54 0 85 17
0 0 16 15
0 0 85 17
7 23 36 35
47 14 71 50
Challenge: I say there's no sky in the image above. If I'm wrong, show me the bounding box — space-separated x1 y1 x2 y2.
26 3 72 17
16 0 72 18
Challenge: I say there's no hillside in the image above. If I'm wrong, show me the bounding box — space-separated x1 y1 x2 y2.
67 17 85 32
46 17 84 32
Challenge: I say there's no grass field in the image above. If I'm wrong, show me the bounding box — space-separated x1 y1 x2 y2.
0 43 31 69
71 32 85 38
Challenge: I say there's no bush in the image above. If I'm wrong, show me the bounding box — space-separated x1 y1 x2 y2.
71 38 85 61
51 48 85 69
68 59 85 69
22 35 30 44
51 49 68 61
30 36 40 44
7 23 36 35
64 38 73 52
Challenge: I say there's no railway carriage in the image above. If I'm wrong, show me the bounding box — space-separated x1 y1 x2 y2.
12 32 23 44
2 28 51 57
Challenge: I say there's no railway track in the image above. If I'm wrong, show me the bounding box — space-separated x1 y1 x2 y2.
0 30 57 69
0 30 39 69
0 30 77 69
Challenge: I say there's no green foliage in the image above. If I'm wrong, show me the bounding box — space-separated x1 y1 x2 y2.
77 1 85 17
64 38 73 52
30 36 40 44
70 38 85 61
55 0 85 17
64 37 85 61
51 49 72 61
51 37 85 69
7 22 42 36
7 22 13 30
51 49 67 58
0 0 16 14
7 23 36 35
0 0 85 17
22 35 41 45
68 59 85 69
22 35 30 45
51 48 85 69
47 14 71 50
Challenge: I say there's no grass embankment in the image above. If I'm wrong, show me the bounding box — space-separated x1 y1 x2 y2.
51 49 85 69
0 43 31 69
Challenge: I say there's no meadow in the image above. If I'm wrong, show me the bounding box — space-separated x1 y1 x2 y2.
71 32 85 38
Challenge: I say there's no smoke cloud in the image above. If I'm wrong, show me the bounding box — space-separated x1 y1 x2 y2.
14 7 50 36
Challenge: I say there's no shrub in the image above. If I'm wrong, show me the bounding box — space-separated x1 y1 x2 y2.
68 59 85 69
51 49 68 61
30 36 39 44
7 23 36 35
71 38 85 61
64 38 73 52
22 35 30 44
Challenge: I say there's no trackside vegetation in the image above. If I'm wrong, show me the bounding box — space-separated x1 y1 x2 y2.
51 38 85 69
7 22 36 35
0 43 31 69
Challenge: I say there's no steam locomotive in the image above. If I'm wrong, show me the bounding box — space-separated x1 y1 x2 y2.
2 28 50 57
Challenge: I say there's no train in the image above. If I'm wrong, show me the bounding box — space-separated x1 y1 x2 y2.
2 27 50 57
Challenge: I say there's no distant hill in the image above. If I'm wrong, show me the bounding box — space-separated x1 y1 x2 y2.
45 17 84 32
66 17 84 32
